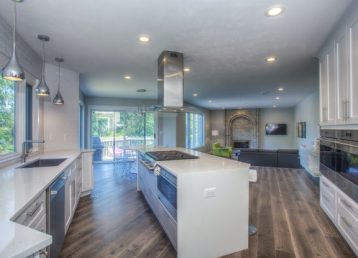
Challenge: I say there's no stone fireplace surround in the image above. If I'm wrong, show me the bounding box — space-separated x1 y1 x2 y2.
225 109 259 149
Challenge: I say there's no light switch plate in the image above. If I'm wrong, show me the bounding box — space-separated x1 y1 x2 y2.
204 187 217 198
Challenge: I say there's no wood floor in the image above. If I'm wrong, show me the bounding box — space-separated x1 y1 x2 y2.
60 164 356 258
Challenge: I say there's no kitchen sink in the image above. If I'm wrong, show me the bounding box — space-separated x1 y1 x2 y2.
18 158 67 168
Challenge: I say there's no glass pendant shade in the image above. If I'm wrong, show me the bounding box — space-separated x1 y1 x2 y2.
2 1 25 81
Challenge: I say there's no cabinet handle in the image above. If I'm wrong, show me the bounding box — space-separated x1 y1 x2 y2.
346 100 350 119
341 216 353 229
26 202 42 217
39 249 48 256
341 199 352 210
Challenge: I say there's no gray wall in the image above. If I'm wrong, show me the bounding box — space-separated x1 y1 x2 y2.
209 108 296 149
210 110 226 146
259 108 295 149
294 92 320 148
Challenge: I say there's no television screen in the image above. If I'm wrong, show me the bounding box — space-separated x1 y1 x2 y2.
265 123 287 135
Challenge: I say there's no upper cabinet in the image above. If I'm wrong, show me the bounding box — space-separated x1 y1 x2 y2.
348 18 358 124
319 15 358 127
336 31 349 123
320 43 336 125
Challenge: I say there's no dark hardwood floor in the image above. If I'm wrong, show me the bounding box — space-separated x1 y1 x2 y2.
60 164 356 258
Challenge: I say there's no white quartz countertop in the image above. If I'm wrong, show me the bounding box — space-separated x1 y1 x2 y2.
137 147 250 176
0 150 83 258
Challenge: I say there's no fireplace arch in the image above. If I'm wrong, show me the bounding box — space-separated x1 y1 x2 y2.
225 111 259 148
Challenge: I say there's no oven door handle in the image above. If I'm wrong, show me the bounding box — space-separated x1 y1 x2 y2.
139 160 154 171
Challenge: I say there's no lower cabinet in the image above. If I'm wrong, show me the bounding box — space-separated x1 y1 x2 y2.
320 176 358 255
65 156 83 233
13 192 48 257
81 151 94 195
13 152 94 257
138 163 177 250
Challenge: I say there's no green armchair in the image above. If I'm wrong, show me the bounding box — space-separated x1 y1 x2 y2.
211 143 233 158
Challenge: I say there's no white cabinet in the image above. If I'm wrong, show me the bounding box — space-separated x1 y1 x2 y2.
320 54 329 123
64 167 73 232
319 16 358 127
81 151 94 195
320 176 336 221
336 31 350 122
65 157 83 233
320 43 337 125
320 176 358 255
137 162 177 250
14 191 47 258
348 18 358 124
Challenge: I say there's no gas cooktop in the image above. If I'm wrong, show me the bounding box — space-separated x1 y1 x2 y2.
146 151 198 161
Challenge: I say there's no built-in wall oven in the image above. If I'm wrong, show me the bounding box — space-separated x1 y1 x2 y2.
156 166 177 220
320 130 358 186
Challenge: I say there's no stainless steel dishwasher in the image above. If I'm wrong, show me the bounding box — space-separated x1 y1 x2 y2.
49 173 66 258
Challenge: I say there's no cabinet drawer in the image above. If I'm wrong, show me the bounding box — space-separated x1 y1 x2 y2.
337 205 358 254
15 192 46 227
32 213 46 233
157 202 177 250
338 192 358 221
320 177 335 197
320 186 336 222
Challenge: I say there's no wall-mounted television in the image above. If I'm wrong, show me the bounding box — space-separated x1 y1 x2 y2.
265 123 287 135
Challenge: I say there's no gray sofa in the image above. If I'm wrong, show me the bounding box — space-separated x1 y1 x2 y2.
237 149 301 168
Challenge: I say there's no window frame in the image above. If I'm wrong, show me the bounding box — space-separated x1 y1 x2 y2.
185 112 205 149
0 75 41 164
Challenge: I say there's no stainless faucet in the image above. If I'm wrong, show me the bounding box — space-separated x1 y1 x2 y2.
21 140 45 163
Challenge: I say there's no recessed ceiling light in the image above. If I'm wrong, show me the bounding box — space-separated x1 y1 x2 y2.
193 93 198 97
208 100 212 103
266 56 277 63
136 89 146 93
266 6 284 17
138 35 151 43
275 96 280 100
184 67 191 72
124 75 131 80
278 87 284 91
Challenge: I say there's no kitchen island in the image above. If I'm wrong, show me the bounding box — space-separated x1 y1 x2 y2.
137 147 250 258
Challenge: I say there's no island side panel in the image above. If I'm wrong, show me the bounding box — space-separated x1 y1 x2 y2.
177 167 249 258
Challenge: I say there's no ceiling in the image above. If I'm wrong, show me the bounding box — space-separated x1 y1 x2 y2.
0 0 352 109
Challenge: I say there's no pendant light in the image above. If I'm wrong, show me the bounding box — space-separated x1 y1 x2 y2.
2 0 25 81
53 58 64 105
35 34 51 96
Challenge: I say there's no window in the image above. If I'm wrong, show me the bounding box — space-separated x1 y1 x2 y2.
0 76 40 161
0 77 16 155
185 112 205 149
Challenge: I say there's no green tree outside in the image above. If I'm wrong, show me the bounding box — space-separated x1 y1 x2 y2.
0 77 16 154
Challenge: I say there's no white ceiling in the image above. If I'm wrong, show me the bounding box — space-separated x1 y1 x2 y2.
0 0 352 109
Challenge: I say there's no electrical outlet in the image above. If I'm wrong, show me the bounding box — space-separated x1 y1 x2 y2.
204 187 217 198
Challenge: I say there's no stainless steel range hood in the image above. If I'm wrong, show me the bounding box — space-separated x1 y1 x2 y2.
155 51 197 113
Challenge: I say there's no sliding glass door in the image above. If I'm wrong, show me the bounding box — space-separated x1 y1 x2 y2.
91 110 155 162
